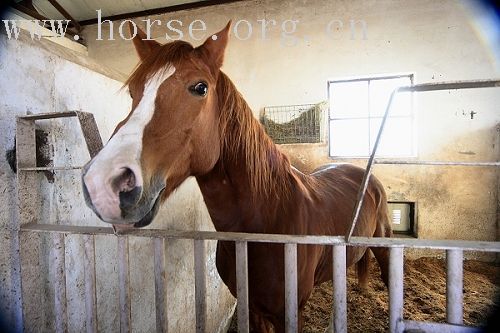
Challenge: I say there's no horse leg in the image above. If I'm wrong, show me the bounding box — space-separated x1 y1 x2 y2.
371 217 392 287
356 248 371 289
268 312 304 333
250 311 274 333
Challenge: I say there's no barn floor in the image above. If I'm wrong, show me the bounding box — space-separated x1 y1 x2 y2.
228 258 499 332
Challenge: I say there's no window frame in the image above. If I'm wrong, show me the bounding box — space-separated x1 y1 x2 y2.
327 73 416 159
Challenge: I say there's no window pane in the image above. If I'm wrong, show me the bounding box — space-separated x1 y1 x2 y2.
329 81 369 119
370 77 412 117
330 119 369 157
370 117 413 157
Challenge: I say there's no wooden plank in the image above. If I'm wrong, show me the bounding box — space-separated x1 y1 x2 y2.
194 240 206 333
19 232 44 332
20 224 500 252
284 243 298 333
79 1 246 26
83 235 97 333
118 237 131 333
235 241 249 333
52 233 68 333
154 238 168 333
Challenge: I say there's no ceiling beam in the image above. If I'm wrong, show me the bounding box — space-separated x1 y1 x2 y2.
47 0 82 32
79 0 246 26
10 0 49 22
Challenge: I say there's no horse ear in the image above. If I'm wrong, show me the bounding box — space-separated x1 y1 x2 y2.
130 22 160 60
199 21 231 69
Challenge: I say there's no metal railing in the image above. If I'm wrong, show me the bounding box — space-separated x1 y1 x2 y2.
19 223 500 333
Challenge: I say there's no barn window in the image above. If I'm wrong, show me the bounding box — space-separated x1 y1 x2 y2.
328 74 414 157
261 103 327 144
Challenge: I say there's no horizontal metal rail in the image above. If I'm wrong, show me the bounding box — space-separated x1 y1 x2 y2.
402 320 483 333
398 79 500 92
18 166 83 172
18 111 79 120
374 160 500 167
20 223 500 251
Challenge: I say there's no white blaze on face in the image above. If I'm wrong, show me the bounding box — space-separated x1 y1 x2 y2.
83 66 176 222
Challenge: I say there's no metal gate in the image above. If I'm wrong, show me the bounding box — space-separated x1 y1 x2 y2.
13 80 500 333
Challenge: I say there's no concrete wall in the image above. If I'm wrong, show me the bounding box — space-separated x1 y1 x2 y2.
0 28 234 332
80 0 499 259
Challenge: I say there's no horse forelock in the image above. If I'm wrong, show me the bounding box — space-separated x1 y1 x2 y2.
125 41 194 93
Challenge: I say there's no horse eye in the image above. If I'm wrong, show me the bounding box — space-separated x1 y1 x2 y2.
189 82 208 97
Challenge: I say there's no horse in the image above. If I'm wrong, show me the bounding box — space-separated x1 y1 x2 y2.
82 22 392 332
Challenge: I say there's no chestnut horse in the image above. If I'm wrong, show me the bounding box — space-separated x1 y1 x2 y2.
82 22 392 332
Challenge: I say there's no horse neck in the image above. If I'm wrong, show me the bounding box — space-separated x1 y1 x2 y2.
196 73 300 232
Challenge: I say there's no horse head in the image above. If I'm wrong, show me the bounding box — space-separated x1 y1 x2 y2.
82 22 231 228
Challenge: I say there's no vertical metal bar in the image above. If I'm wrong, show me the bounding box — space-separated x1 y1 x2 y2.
236 241 249 333
446 249 463 325
154 238 168 333
75 111 103 158
118 237 131 333
16 118 37 225
16 117 41 332
52 233 67 333
83 235 97 333
194 239 206 333
345 89 398 241
19 232 43 332
284 243 298 333
332 245 347 333
389 247 404 333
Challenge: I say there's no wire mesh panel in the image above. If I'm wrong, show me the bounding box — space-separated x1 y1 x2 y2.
262 103 325 144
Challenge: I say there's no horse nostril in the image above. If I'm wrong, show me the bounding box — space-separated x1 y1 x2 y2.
111 167 142 212
112 167 136 193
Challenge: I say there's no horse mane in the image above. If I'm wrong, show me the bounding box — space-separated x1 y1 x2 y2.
216 72 294 200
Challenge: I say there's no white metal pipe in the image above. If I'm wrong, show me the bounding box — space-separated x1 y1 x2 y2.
19 224 500 252
403 319 482 333
52 233 67 333
118 237 131 333
154 238 168 333
447 249 464 325
236 241 249 333
332 245 347 333
389 247 404 333
284 243 298 333
194 239 206 333
83 235 97 333
374 160 500 167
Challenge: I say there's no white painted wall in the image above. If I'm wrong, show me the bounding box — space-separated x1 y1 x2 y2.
0 29 234 332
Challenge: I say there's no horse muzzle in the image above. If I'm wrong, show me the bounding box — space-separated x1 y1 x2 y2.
82 161 164 227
